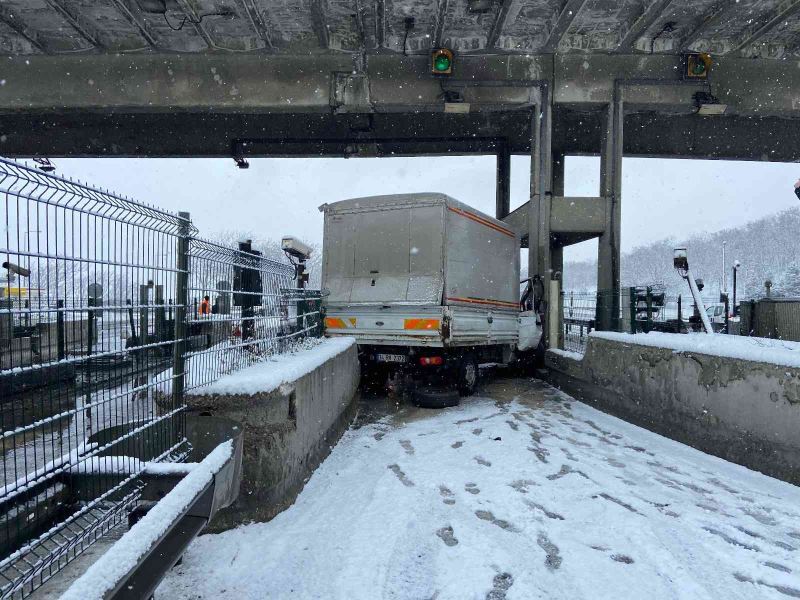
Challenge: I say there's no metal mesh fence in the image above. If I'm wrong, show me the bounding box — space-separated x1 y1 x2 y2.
562 288 714 355
0 159 321 597
182 238 322 393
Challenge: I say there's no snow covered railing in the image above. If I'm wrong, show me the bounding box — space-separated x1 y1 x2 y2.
62 420 243 600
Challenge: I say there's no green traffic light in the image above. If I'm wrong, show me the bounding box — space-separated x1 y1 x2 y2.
434 54 451 72
692 61 706 75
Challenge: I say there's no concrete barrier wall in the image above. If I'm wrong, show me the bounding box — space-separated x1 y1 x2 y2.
546 337 800 485
187 340 360 530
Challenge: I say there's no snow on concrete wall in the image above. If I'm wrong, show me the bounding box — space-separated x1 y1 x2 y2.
186 335 360 530
547 334 800 485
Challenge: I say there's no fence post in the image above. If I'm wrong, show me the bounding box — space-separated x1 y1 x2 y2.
628 287 636 333
173 211 191 403
56 299 65 361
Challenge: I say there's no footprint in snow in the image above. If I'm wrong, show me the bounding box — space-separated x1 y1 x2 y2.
509 479 538 494
475 456 492 467
439 485 455 505
611 554 634 564
547 464 588 481
465 483 480 495
388 464 414 487
537 533 562 570
472 428 483 436
451 441 464 449
734 573 800 598
486 572 513 600
523 499 564 521
436 526 459 547
400 440 415 455
475 510 516 532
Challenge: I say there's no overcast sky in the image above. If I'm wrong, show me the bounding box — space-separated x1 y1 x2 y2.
55 155 800 263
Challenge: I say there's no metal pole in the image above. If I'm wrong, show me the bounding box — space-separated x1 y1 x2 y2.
732 266 738 316
687 271 713 334
722 241 726 294
172 211 191 404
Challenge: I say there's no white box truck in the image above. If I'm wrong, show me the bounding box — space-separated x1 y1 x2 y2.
320 193 540 398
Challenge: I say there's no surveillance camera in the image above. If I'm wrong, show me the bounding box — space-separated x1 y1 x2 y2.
281 237 312 260
734 260 741 268
2 261 31 277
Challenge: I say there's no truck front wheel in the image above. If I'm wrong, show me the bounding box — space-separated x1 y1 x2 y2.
456 354 478 396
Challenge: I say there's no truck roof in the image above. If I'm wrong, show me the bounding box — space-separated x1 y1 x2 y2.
319 192 510 231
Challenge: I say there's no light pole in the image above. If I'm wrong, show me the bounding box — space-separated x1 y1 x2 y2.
732 260 740 316
674 247 713 334
721 241 726 295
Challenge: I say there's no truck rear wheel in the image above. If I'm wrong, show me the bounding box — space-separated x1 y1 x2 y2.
456 354 478 396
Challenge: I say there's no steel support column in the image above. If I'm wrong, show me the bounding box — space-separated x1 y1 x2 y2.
496 143 511 219
596 93 623 331
527 86 554 345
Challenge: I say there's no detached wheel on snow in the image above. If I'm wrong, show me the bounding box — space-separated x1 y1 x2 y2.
456 354 478 396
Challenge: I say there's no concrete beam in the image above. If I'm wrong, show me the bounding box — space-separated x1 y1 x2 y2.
44 0 104 49
540 0 590 53
0 5 46 53
503 196 605 244
311 0 331 49
486 0 513 49
1 53 800 117
238 0 274 49
615 0 675 53
681 2 732 51
109 0 158 48
432 0 449 47
732 0 800 54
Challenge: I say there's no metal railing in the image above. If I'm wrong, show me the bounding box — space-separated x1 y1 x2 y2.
561 288 713 355
0 158 321 597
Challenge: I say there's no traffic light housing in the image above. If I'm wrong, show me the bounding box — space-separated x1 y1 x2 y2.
431 48 453 76
684 52 712 79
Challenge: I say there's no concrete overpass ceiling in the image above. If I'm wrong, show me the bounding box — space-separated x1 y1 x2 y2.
0 0 797 58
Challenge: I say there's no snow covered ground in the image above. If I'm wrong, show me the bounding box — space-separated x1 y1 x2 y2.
158 377 800 600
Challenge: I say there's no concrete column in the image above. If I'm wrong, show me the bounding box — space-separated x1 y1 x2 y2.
596 93 623 331
550 152 565 278
552 152 565 349
495 143 511 220
527 87 554 345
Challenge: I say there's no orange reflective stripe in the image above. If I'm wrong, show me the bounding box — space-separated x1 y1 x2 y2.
325 317 357 329
404 318 441 330
447 206 515 238
325 317 346 329
446 296 519 309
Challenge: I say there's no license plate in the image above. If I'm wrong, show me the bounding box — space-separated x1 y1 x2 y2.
376 353 407 363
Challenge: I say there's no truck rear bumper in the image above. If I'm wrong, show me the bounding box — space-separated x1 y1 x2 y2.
324 304 518 347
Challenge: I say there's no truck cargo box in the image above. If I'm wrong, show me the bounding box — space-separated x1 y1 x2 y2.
320 193 521 348
320 193 519 310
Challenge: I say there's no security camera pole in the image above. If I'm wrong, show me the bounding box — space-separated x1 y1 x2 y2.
673 248 713 334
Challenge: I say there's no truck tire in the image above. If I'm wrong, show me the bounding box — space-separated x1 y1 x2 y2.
413 386 460 408
456 354 479 396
